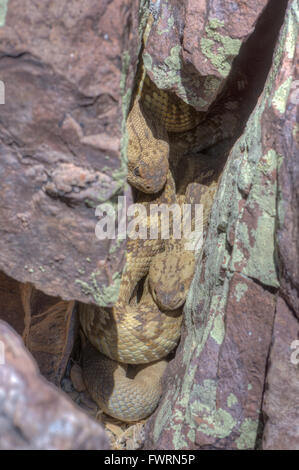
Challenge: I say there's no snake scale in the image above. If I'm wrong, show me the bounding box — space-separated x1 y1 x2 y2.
80 13 238 422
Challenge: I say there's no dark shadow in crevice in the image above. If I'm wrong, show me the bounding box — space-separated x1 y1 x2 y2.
213 0 289 132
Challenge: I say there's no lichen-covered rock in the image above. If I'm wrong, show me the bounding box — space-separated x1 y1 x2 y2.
143 0 269 111
0 0 140 305
262 297 299 450
0 321 109 449
261 0 299 447
145 0 297 450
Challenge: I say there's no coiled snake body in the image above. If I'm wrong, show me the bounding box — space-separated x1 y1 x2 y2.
80 84 199 420
80 14 237 422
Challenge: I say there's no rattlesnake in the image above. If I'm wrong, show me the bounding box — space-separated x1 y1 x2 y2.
80 104 194 420
80 90 200 421
80 14 238 422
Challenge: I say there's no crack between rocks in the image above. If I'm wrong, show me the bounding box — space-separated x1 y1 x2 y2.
227 270 278 296
257 292 279 449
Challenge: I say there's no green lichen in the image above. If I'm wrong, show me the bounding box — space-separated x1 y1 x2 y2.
76 270 121 306
157 15 174 35
172 411 189 449
209 18 225 30
108 236 123 255
143 45 181 88
248 384 253 391
227 393 238 408
153 392 176 444
164 45 181 71
246 214 278 287
98 47 131 305
200 19 241 77
154 378 192 448
272 76 293 114
187 428 196 446
257 148 277 176
142 51 153 71
138 0 150 39
167 16 174 28
228 109 280 288
155 357 197 448
0 0 8 27
143 48 208 108
84 199 96 208
234 282 248 302
99 165 111 174
190 380 236 439
230 149 279 288
236 419 259 450
210 314 225 345
231 200 279 288
111 164 128 184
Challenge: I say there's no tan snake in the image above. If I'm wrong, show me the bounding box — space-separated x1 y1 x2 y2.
79 13 235 422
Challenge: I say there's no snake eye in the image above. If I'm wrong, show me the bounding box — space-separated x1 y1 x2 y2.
134 167 141 177
180 284 185 292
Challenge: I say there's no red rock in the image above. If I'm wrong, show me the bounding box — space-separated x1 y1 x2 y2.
0 321 109 449
262 297 299 450
144 0 269 111
0 0 138 304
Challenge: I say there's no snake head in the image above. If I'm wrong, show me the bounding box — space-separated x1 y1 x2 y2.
148 249 195 310
127 143 169 193
126 99 169 193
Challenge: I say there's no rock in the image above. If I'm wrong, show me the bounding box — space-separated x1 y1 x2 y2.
262 297 299 450
261 0 299 447
70 363 86 392
144 0 296 450
23 287 78 386
0 0 139 305
143 0 269 111
0 321 109 449
0 272 26 335
0 271 78 386
275 19 299 318
0 1 142 437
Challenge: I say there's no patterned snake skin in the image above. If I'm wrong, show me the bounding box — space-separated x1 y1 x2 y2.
80 13 237 422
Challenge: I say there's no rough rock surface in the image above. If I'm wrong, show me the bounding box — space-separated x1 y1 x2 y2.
0 320 109 450
144 0 297 450
0 0 140 305
0 271 26 335
0 271 78 385
0 0 298 451
262 297 299 449
144 0 269 110
261 1 299 447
